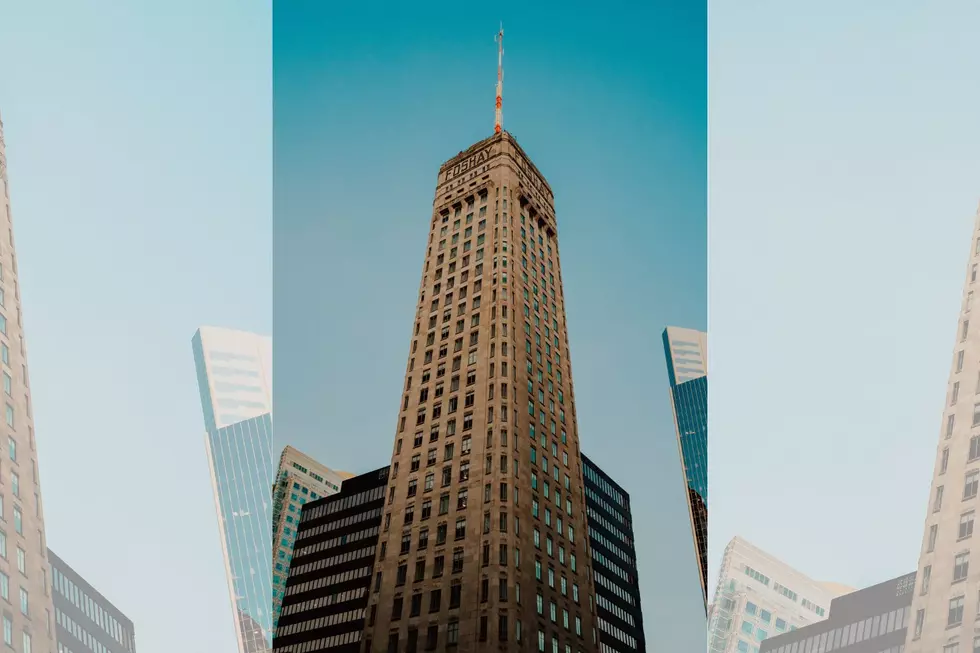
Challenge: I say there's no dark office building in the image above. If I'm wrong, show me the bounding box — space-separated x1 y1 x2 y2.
582 454 646 653
49 549 136 653
273 467 389 653
760 572 915 653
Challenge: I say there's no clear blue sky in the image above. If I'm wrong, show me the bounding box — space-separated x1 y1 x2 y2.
0 3 270 652
710 0 980 597
273 1 706 649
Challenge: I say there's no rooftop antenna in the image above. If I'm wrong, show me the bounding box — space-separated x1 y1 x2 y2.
494 24 504 134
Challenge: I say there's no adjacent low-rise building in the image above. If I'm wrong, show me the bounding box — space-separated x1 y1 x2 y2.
582 454 646 653
273 467 389 653
49 549 136 653
709 537 852 653
760 572 915 653
273 446 353 628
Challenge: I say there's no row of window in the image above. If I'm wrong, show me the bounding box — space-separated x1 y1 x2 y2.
53 567 131 650
771 605 908 653
741 565 824 617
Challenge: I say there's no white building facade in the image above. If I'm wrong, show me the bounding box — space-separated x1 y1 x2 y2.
709 537 851 653
271 445 351 628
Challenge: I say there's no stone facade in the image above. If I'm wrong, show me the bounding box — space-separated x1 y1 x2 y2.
363 131 598 652
0 112 57 653
905 204 980 653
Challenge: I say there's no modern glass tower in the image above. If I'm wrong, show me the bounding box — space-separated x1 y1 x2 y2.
0 112 58 653
192 327 274 653
905 203 980 653
362 128 600 652
663 326 708 609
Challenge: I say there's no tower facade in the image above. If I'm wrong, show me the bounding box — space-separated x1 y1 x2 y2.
192 327 274 653
663 326 708 609
905 205 980 653
363 131 599 652
0 114 57 653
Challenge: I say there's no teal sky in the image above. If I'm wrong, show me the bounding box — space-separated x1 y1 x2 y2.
274 1 706 649
710 0 980 597
0 3 270 652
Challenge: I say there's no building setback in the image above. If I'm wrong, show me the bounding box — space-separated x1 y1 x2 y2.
905 204 980 653
273 467 389 653
0 112 57 653
49 549 136 653
581 454 646 653
362 126 599 653
192 327 274 653
273 446 352 628
760 572 915 653
663 326 708 609
709 537 851 653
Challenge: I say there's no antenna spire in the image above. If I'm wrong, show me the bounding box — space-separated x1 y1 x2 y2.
494 25 504 134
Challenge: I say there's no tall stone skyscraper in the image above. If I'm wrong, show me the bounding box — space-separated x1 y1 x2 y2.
0 113 57 653
906 204 980 653
362 130 599 652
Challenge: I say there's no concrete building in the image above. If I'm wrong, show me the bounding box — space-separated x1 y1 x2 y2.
760 572 915 653
192 327 274 653
273 467 389 653
663 326 708 609
905 203 980 653
709 537 852 653
362 127 599 652
0 113 57 653
49 549 136 653
582 454 646 653
272 446 352 628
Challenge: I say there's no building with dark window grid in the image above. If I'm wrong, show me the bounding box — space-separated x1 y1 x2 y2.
663 326 707 609
582 454 645 653
49 549 136 653
760 572 915 653
273 467 389 653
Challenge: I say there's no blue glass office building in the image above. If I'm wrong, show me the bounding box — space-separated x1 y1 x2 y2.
193 327 274 653
663 327 708 610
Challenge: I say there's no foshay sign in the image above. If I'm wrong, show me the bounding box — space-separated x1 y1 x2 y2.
443 145 494 183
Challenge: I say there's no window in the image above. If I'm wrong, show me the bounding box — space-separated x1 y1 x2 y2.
954 552 970 582
18 587 26 615
447 620 459 646
966 470 979 500
962 511 975 539
950 595 965 626
920 565 932 594
935 485 945 512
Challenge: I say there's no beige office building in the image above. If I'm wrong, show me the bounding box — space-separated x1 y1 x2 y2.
272 446 351 628
906 203 980 653
709 537 851 653
362 130 599 652
0 113 57 653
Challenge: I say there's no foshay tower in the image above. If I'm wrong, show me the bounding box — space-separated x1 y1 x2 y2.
363 29 599 653
905 203 980 653
0 114 57 653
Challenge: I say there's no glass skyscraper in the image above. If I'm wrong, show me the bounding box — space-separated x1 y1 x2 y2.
663 326 708 609
192 327 273 653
